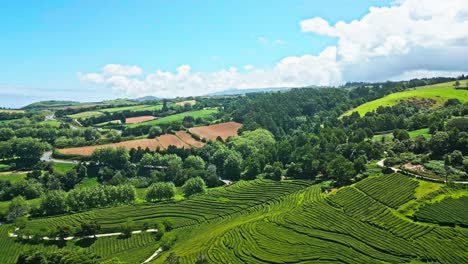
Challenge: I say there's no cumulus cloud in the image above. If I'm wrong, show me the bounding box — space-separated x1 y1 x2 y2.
79 0 468 97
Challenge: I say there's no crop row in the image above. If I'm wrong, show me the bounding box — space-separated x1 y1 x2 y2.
414 196 468 227
355 173 419 208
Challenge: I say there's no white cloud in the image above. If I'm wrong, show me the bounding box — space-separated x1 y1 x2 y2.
244 65 254 71
257 36 268 44
274 39 286 45
79 0 468 97
103 64 143 76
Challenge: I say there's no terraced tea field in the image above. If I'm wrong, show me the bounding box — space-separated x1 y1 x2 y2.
1 174 467 263
414 196 468 227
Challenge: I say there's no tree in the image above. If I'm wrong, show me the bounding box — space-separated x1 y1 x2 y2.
7 196 29 221
242 157 261 180
11 137 48 166
164 253 180 264
40 190 67 215
146 182 176 202
393 129 410 141
148 126 163 138
453 80 460 88
223 152 242 181
120 220 134 238
183 155 205 170
327 156 356 186
450 150 464 166
57 225 73 241
429 132 449 158
78 221 101 238
0 128 14 141
182 177 206 197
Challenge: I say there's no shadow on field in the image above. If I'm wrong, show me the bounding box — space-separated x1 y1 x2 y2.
75 237 96 248
15 238 67 248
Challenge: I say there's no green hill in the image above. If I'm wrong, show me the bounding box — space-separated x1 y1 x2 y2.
343 81 468 117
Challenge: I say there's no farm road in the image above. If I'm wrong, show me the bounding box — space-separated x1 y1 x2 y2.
376 158 468 184
9 228 158 241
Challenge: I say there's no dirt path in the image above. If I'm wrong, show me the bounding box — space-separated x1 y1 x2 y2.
9 228 158 240
142 247 163 264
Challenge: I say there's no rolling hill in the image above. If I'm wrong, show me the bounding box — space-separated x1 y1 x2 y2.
343 81 468 117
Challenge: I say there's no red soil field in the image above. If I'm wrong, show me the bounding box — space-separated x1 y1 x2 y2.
157 134 191 149
189 121 242 141
125 116 155 124
58 139 163 156
58 122 242 156
176 131 205 147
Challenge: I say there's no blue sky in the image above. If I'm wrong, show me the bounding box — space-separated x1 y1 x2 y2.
1 0 467 107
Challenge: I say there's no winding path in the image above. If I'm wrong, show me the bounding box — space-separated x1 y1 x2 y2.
9 228 158 241
40 151 78 164
142 247 163 264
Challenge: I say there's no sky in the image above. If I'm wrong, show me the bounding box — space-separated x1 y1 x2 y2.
0 0 467 107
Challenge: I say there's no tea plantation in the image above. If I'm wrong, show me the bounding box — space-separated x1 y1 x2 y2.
1 175 467 263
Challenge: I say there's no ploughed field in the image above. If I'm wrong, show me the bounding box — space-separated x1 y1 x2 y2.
125 115 156 124
188 121 242 141
57 122 242 156
2 174 467 263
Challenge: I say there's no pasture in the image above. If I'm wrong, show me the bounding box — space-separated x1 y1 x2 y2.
127 109 218 128
372 127 431 142
175 100 196 106
0 172 27 183
0 109 25 113
68 111 104 119
343 81 468 116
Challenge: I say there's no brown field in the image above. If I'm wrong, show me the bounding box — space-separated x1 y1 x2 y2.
125 115 156 124
176 131 205 147
58 139 163 156
157 134 191 149
58 121 242 156
175 100 196 106
189 121 242 141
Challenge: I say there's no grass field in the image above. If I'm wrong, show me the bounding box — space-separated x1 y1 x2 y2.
68 111 104 119
1 175 467 263
52 162 76 173
0 172 27 183
68 104 168 120
343 81 468 116
0 109 25 113
127 109 218 128
95 120 122 126
372 127 431 142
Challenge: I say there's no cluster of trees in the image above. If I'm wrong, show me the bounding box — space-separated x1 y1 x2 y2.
8 184 137 218
17 249 100 264
0 137 48 166
40 184 136 215
0 164 87 201
0 111 26 121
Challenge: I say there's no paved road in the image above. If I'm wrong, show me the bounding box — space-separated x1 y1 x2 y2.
40 151 78 164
